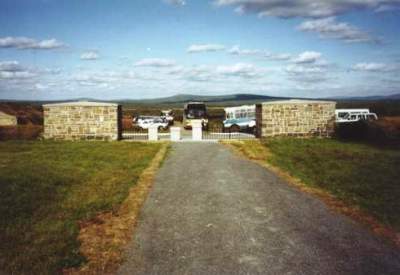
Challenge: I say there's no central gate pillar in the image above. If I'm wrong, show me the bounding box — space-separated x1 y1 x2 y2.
148 125 158 141
170 127 181 141
192 120 203 141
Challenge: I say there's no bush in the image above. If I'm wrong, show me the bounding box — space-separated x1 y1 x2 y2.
122 115 133 130
0 125 43 140
334 119 400 146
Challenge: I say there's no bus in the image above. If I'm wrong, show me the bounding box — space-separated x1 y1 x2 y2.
335 109 378 123
183 102 208 129
223 105 256 132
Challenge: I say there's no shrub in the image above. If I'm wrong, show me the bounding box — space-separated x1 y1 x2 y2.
334 119 400 146
0 125 43 140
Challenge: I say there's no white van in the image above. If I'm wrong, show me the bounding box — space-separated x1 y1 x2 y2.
335 109 378 123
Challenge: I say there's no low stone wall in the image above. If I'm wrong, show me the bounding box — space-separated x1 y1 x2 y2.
256 100 336 138
0 112 17 126
43 102 121 140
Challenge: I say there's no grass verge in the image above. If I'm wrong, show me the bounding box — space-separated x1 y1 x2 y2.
64 142 169 274
0 141 167 274
223 139 400 246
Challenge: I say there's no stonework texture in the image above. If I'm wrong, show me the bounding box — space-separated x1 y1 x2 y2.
256 100 336 138
0 111 17 126
43 103 121 140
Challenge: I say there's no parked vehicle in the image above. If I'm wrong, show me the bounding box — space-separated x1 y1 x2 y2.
223 105 256 132
161 109 174 125
137 117 169 130
134 115 158 124
183 102 208 129
335 109 378 123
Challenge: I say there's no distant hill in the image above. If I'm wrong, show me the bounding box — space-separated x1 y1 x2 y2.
120 93 286 105
1 92 399 107
329 93 400 101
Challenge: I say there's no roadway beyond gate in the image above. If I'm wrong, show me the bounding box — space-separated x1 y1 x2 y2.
118 143 400 275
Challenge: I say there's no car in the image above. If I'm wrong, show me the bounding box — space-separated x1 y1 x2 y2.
137 117 169 130
161 110 174 125
134 115 158 124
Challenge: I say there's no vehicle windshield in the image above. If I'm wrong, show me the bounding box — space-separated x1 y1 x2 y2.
185 104 207 119
225 108 255 120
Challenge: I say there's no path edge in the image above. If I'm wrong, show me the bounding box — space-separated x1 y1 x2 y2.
221 140 400 248
63 142 170 274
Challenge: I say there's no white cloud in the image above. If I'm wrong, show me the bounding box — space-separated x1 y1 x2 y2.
285 64 325 74
213 0 400 18
297 17 378 43
374 4 400 12
0 61 36 80
164 0 186 6
187 44 226 53
228 45 291 61
0 71 36 80
0 36 65 50
352 62 399 72
0 61 24 72
80 51 99 60
267 53 292 61
134 58 176 67
216 63 263 78
228 45 262 56
292 51 322 64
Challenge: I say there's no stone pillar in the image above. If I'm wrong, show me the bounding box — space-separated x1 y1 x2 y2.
170 127 181 141
148 125 158 141
192 120 203 141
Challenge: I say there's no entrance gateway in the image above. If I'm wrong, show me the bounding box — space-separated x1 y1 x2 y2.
122 101 257 141
42 100 336 141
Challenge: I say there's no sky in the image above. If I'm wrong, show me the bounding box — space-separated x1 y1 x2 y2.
0 0 399 100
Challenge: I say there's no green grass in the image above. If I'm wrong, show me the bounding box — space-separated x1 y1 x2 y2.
0 141 162 274
261 138 400 230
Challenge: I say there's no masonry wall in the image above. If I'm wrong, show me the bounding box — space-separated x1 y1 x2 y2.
256 101 336 138
43 105 121 140
0 112 17 126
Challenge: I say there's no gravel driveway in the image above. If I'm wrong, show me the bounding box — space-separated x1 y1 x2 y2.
118 142 400 275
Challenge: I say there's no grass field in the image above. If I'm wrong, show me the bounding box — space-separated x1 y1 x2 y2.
228 139 400 231
0 141 163 274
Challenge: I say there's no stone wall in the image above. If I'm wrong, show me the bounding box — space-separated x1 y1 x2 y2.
43 102 121 140
256 100 336 138
0 111 17 126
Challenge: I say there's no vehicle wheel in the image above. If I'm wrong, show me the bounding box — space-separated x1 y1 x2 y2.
230 124 240 133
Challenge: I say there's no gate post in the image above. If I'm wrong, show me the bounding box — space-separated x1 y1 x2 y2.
192 120 202 141
170 127 181 141
148 125 158 141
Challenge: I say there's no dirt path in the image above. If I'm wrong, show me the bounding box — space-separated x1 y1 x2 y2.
118 143 400 275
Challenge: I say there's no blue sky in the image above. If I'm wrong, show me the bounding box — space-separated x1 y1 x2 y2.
0 0 399 100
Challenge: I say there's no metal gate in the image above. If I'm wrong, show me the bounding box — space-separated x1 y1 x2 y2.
202 124 256 140
122 127 148 140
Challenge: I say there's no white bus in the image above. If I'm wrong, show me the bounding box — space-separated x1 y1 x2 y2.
223 105 256 132
335 109 378 123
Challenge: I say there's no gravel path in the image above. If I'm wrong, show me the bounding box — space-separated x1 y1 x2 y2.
118 142 400 275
